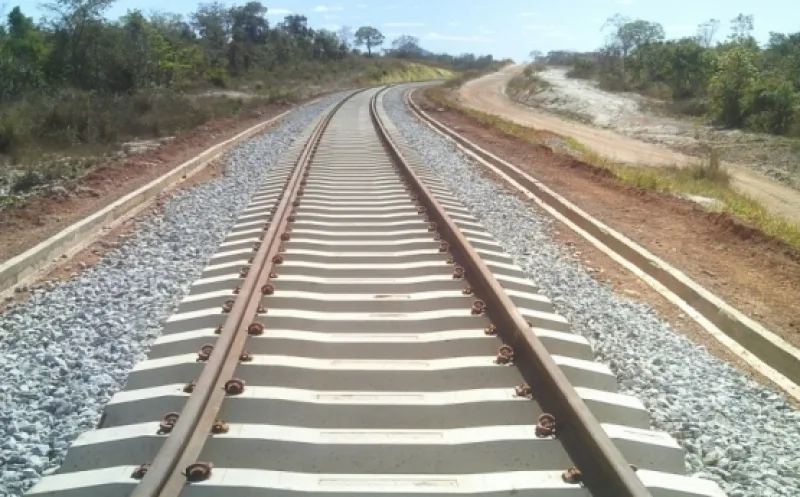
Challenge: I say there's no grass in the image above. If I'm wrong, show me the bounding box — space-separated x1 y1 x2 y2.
441 63 512 90
506 65 552 97
356 60 454 85
442 69 483 89
0 58 456 201
425 87 800 252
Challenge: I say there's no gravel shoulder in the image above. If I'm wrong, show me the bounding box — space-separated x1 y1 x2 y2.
460 65 800 225
0 92 348 496
387 84 800 497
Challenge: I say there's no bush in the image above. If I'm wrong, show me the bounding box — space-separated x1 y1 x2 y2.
523 65 534 78
689 147 730 186
208 68 230 88
665 98 709 116
0 111 25 155
743 77 799 135
442 69 480 89
640 82 673 100
10 170 45 193
0 87 279 157
707 46 758 128
598 72 628 92
567 57 597 79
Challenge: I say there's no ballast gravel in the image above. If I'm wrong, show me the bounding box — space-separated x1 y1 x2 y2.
0 92 349 497
383 85 800 497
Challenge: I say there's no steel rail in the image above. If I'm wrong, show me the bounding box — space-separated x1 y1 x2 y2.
370 88 652 496
129 88 367 497
405 87 800 403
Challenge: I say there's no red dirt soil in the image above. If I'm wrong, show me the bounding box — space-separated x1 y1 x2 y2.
413 90 800 353
0 101 298 264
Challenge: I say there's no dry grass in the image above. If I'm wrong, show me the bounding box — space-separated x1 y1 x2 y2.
425 87 800 252
356 61 454 86
0 59 456 202
507 67 552 97
442 63 512 90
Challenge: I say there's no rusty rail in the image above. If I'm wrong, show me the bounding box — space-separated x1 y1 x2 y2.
129 89 365 497
371 89 652 496
125 85 648 497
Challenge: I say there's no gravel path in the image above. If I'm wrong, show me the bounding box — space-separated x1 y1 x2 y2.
0 91 348 497
383 85 800 497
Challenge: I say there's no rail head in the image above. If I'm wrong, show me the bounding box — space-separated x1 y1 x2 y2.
370 86 652 497
129 88 369 497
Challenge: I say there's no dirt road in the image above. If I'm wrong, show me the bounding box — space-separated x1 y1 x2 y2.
459 65 800 224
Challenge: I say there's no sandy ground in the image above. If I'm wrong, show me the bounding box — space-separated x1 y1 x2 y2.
460 65 800 224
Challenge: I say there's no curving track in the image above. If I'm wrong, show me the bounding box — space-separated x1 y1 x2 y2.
25 87 725 497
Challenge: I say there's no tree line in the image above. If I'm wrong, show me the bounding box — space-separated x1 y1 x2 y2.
0 0 501 102
0 0 507 163
534 14 800 137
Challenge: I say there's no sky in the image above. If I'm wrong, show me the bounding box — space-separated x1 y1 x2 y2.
12 0 800 62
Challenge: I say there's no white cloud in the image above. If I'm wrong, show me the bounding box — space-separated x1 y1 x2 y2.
356 3 367 7
312 4 344 12
267 8 292 16
383 21 425 27
324 23 341 31
420 32 492 43
520 12 535 16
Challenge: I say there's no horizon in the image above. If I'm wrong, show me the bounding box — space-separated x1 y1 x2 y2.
10 0 798 62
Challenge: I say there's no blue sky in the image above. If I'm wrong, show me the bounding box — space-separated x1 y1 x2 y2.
12 0 800 61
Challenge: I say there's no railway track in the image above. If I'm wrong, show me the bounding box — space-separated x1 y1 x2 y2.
25 87 725 497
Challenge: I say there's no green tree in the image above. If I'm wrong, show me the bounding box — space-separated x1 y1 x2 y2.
603 15 665 80
744 76 798 134
696 19 720 48
0 7 49 97
228 1 268 73
191 1 231 72
390 34 421 58
729 14 754 44
42 0 115 88
708 45 758 127
354 26 383 56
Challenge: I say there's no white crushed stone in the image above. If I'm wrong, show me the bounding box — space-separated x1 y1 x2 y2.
0 91 350 497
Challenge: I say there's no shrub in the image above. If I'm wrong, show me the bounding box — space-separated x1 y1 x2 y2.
641 82 673 100
567 57 597 79
665 98 709 116
743 77 799 135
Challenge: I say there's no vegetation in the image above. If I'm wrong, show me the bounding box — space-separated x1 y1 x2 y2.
537 14 800 137
424 86 800 252
0 1 500 197
507 63 551 97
